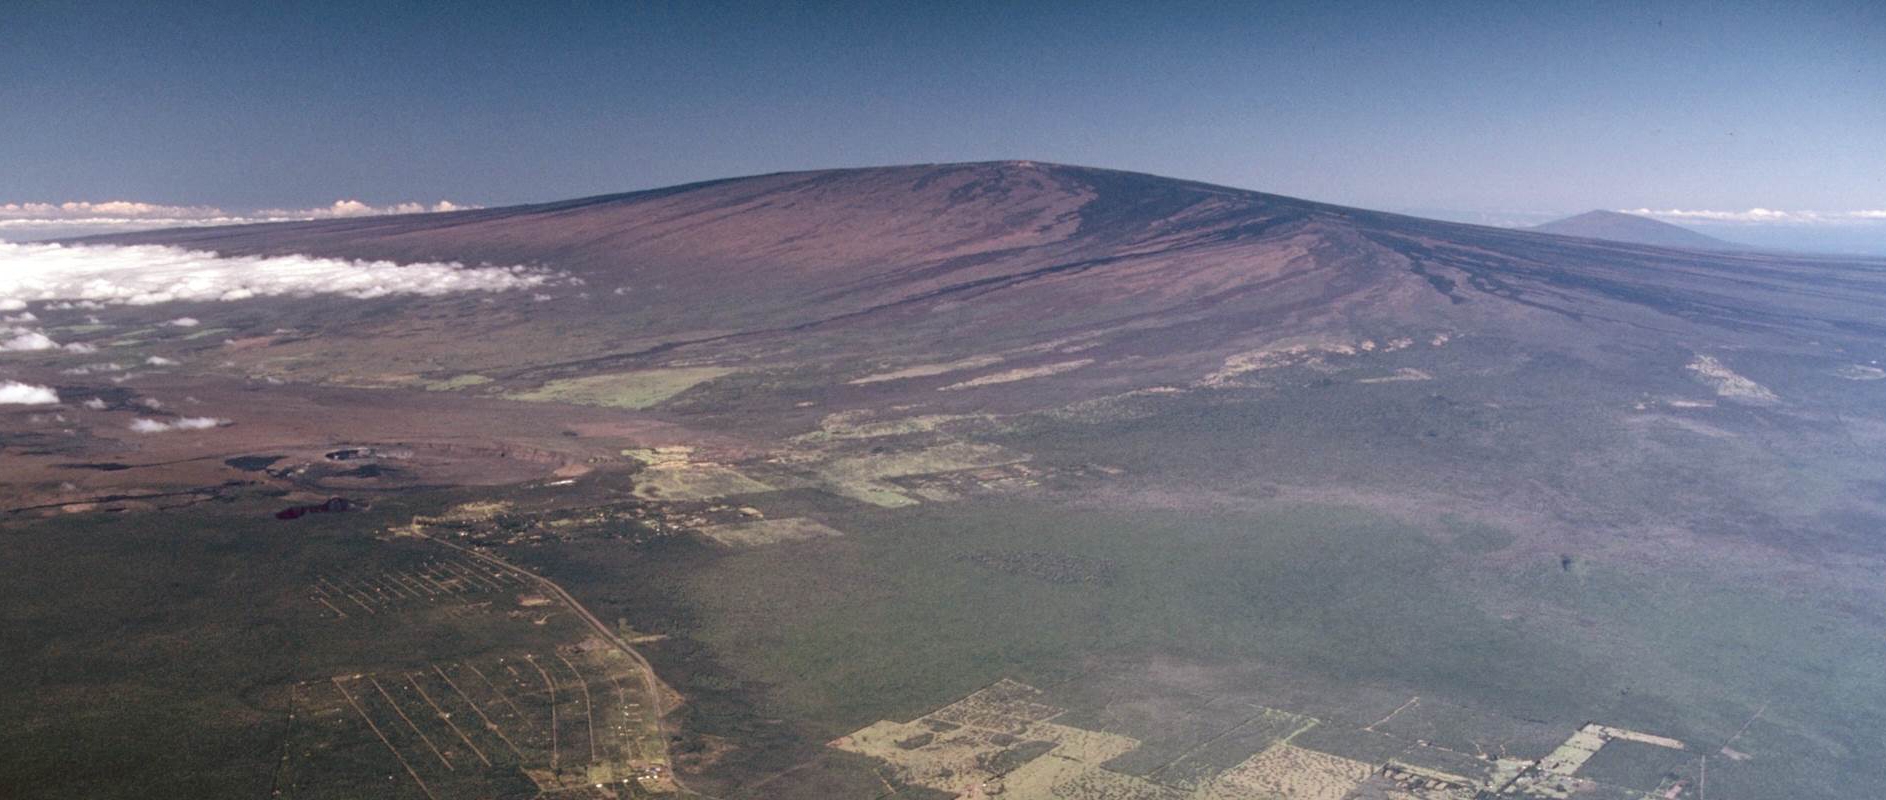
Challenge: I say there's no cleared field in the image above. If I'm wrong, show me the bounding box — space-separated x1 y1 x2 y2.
828 675 1695 800
508 367 734 409
696 517 843 547
832 679 1167 798
1201 744 1372 800
1148 708 1317 789
632 462 774 501
812 441 1028 507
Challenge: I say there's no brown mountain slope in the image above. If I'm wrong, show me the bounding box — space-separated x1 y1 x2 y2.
83 162 1886 412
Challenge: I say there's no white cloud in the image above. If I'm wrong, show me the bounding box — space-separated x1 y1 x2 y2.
166 317 200 327
0 381 59 404
1623 208 1886 225
0 198 480 239
2 326 58 351
253 199 470 219
81 397 107 410
129 416 226 433
60 362 124 375
0 299 23 311
0 201 225 220
326 200 375 218
145 356 178 366
0 241 559 308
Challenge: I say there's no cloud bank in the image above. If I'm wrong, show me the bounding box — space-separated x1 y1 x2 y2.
0 381 60 404
0 199 476 240
1623 208 1886 225
0 242 557 308
0 242 558 353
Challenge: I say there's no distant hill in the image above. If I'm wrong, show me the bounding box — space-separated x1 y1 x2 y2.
1529 209 1739 250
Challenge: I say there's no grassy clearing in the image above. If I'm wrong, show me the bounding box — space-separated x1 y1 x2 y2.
791 410 985 442
696 517 843 547
422 373 493 391
847 354 1005 385
813 442 1026 507
507 367 733 409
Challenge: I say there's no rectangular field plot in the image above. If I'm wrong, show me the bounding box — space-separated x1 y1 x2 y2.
1346 769 1482 800
1571 738 1697 793
1288 721 1414 766
695 517 843 547
1146 706 1317 790
278 644 670 798
813 441 1031 508
833 679 1184 799
631 462 774 501
923 678 1069 733
1371 698 1567 761
1196 743 1374 800
1075 692 1269 777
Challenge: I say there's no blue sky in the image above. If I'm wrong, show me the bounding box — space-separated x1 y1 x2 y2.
2 1 1881 251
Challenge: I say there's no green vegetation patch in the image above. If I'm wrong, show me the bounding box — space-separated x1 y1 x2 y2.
793 411 985 442
507 366 733 409
422 373 493 391
814 442 1026 508
697 517 843 547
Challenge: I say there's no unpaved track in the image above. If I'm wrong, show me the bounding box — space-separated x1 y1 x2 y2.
413 528 702 795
